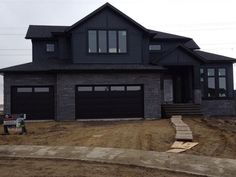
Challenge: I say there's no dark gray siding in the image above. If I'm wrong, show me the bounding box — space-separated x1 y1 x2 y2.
70 8 145 64
149 40 187 61
32 40 59 63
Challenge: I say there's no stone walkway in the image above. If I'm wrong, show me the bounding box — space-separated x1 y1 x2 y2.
171 115 193 141
0 145 236 177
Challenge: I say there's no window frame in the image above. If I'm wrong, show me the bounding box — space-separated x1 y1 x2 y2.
149 44 162 52
87 29 128 54
46 43 55 53
200 67 228 99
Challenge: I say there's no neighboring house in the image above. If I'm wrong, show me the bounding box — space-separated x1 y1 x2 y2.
0 3 235 120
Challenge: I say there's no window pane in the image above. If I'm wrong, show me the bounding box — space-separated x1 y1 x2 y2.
208 77 215 97
219 68 226 76
94 86 109 91
108 31 117 53
127 86 141 91
46 44 55 52
200 68 204 82
219 77 226 97
98 30 107 53
110 86 125 91
88 30 97 53
118 31 127 53
207 69 215 76
149 45 161 51
34 87 49 92
17 87 32 93
78 86 93 92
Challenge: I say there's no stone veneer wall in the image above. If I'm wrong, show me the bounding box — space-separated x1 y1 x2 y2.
4 72 161 120
4 73 56 115
56 72 161 120
201 99 236 116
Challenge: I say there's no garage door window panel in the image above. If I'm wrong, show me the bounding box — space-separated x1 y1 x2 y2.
126 86 141 91
34 87 50 92
17 87 33 93
110 86 125 91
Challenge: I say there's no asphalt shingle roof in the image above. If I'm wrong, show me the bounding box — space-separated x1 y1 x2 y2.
194 50 236 62
25 25 68 39
0 60 165 73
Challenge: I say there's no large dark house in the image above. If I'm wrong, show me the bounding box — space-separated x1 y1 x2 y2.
0 3 235 120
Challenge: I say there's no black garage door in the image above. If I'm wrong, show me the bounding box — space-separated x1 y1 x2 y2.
76 85 144 119
11 86 54 120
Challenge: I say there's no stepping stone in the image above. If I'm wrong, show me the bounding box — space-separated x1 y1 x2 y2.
175 126 191 131
173 123 188 127
176 133 193 141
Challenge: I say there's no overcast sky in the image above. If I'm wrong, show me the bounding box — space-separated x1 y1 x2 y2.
0 0 236 104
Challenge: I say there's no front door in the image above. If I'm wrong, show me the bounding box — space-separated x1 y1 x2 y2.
173 75 183 103
166 66 193 103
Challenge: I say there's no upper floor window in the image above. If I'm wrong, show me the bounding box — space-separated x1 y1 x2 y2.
149 44 161 51
46 44 55 52
88 30 127 54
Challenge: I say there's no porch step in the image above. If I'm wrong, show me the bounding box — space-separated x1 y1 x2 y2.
161 104 202 118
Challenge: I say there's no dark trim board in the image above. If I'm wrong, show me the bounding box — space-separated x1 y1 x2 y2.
11 86 55 120
75 84 144 119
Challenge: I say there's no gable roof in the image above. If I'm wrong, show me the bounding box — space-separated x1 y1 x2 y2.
194 50 236 63
152 45 206 65
25 3 199 43
66 2 149 33
183 39 200 49
148 29 190 40
25 25 68 39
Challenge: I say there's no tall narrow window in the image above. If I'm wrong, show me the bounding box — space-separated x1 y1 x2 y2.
200 68 204 97
98 30 107 53
207 68 216 97
218 68 226 97
108 31 117 53
118 31 127 53
88 30 97 53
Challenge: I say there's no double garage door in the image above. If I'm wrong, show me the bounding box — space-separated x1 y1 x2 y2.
76 85 144 119
11 86 54 120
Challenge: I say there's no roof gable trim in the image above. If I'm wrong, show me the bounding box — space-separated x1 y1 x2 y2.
65 3 148 33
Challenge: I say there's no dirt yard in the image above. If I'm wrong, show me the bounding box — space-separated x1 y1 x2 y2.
0 119 174 152
0 117 236 159
0 118 236 176
184 117 236 159
0 157 200 177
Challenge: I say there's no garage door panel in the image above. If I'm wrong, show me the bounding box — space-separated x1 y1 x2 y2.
11 86 54 120
76 85 144 119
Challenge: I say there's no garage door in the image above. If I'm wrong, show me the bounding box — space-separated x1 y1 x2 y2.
76 85 144 119
11 86 54 120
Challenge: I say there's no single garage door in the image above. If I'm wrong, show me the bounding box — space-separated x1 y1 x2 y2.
76 85 144 119
11 86 54 120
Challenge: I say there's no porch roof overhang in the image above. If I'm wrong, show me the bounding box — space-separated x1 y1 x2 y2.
0 60 166 74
